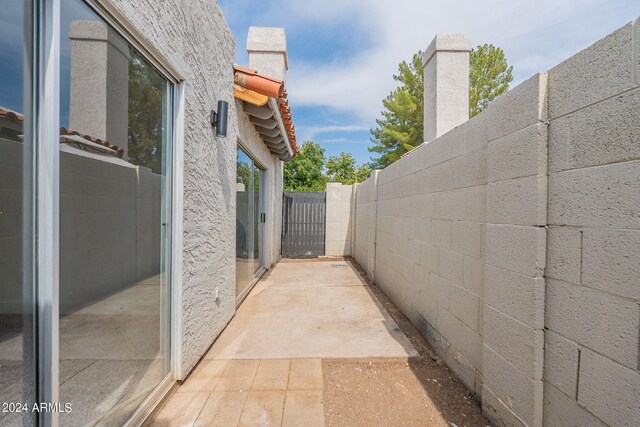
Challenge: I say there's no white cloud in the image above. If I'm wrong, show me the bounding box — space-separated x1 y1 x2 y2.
221 0 638 124
298 124 370 141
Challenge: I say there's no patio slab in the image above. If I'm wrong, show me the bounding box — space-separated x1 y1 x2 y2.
150 259 489 427
204 260 418 360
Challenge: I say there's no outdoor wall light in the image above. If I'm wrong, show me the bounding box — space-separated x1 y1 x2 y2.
210 100 229 137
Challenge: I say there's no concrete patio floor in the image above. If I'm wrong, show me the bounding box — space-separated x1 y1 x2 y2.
150 259 417 426
150 259 488 427
206 260 418 360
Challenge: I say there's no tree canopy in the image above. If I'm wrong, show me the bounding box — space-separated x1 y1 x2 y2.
128 49 167 174
469 44 514 117
326 152 372 185
369 44 513 168
283 141 372 191
283 141 327 191
368 52 424 169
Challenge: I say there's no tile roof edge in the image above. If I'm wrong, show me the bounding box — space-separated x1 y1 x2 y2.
233 65 298 157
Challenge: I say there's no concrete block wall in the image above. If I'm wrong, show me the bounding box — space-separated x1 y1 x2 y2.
543 18 640 427
371 103 492 401
0 138 29 314
348 18 640 427
353 171 379 278
481 74 548 427
0 141 163 314
58 152 163 314
325 183 355 256
360 74 549 427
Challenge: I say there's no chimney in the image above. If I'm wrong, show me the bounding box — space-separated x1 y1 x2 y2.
422 33 471 142
68 21 130 158
247 27 288 82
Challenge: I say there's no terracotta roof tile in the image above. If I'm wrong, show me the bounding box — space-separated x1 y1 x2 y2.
233 66 298 156
1 107 125 158
0 108 24 122
234 66 284 99
59 127 125 158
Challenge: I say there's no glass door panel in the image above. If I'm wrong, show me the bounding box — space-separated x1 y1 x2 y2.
236 148 254 296
252 166 264 274
236 147 265 299
58 0 172 424
0 2 36 425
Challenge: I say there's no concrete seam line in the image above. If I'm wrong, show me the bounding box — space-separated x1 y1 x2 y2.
549 85 640 122
575 347 582 400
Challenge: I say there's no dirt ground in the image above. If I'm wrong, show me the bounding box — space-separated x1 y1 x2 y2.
322 261 490 427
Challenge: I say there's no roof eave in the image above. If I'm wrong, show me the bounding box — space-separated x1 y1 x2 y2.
267 97 293 160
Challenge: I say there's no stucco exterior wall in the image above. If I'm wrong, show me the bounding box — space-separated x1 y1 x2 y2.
108 0 238 377
347 18 639 427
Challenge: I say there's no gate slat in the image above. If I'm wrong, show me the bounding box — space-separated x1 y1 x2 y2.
281 191 326 258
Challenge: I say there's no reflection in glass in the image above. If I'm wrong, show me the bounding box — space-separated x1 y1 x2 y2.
58 0 171 424
0 2 36 426
236 147 264 298
253 166 263 274
236 148 254 295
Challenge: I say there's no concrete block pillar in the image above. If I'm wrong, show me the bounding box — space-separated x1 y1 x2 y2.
68 20 130 158
247 27 288 82
422 33 471 142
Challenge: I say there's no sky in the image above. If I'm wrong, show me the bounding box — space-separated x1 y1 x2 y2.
218 0 638 165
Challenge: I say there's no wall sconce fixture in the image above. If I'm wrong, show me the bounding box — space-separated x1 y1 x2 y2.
210 100 229 137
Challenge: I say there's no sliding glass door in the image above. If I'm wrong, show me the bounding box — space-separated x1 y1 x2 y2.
0 2 36 426
236 147 264 300
1 1 175 425
56 0 173 424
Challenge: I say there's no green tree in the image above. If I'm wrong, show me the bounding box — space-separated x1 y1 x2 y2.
326 152 373 184
236 159 252 189
370 44 513 168
469 44 514 117
283 141 327 191
368 52 424 169
355 163 374 183
128 49 167 174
